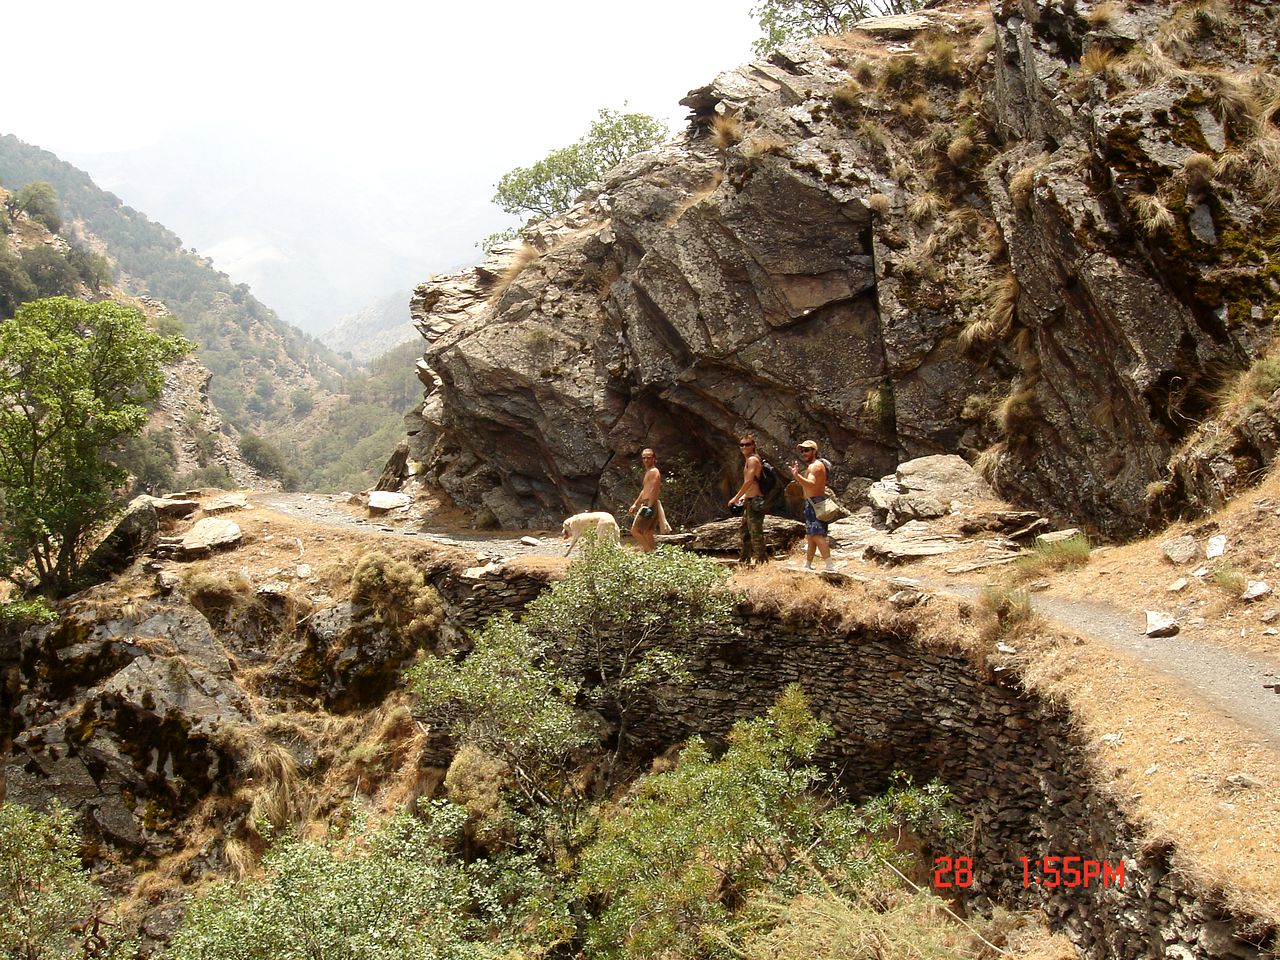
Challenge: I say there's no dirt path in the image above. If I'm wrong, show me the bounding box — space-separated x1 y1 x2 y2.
254 492 1280 749
929 578 1280 750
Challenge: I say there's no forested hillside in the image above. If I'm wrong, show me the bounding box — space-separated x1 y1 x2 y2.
0 135 424 493
0 135 349 429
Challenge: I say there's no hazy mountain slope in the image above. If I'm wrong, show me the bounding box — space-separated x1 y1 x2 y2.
65 127 509 333
0 134 351 434
319 288 418 364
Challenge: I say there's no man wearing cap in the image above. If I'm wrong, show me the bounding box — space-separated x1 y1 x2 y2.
728 433 769 565
789 440 836 572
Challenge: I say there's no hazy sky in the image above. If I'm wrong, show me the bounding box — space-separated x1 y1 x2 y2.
4 1 763 330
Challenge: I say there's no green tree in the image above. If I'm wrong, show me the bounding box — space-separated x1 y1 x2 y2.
484 108 667 249
0 801 132 960
9 181 62 233
751 0 926 57
410 542 735 844
0 246 37 319
576 688 964 959
18 248 78 299
0 297 188 594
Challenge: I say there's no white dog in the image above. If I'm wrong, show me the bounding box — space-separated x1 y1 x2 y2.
561 511 621 555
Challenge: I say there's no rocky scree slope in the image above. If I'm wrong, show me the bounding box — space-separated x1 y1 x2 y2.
400 0 1279 536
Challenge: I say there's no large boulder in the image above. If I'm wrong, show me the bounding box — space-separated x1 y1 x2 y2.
398 3 1278 538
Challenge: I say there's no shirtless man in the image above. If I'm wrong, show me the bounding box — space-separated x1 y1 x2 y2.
627 448 661 552
789 439 835 572
727 433 768 565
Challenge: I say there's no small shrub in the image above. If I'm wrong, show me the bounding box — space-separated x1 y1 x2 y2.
851 60 877 86
350 551 444 647
1014 533 1092 580
0 595 58 633
174 464 234 490
1212 565 1246 595
0 801 130 960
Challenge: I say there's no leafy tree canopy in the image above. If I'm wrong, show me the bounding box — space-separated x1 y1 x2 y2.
0 801 134 960
0 297 188 594
484 108 667 249
751 0 926 57
7 180 62 233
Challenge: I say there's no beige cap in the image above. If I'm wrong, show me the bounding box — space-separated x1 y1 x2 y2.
797 440 819 451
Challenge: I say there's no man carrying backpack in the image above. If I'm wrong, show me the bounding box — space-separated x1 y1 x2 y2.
728 433 775 565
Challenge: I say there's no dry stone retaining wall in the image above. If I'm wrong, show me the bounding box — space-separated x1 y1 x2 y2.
442 566 1274 959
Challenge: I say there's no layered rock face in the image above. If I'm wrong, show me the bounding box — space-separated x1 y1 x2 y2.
404 0 1279 536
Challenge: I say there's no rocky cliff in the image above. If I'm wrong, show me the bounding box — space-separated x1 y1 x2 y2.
400 0 1279 537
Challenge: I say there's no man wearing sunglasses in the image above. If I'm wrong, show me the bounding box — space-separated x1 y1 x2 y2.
728 433 769 565
789 439 836 573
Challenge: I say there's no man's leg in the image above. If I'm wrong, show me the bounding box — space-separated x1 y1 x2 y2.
739 511 752 564
747 499 768 563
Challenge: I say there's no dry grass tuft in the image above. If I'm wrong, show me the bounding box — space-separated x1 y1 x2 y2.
959 272 1020 349
1130 192 1175 235
946 134 977 168
996 385 1039 437
832 79 864 111
729 886 1074 960
488 243 540 303
897 93 932 125
1086 1 1121 28
907 191 943 223
1180 151 1216 191
857 120 890 153
974 443 1006 486
1012 534 1092 582
1009 153 1050 211
712 113 744 149
918 35 960 84
866 193 892 218
1079 45 1118 78
851 59 877 86
742 135 789 162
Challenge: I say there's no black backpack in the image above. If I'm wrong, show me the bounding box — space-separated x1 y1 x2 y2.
759 458 780 498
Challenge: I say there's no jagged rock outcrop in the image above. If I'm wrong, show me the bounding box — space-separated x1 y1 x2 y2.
402 0 1278 537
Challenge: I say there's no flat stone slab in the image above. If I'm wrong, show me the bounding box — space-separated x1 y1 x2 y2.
202 493 249 515
143 496 200 519
179 517 242 556
368 491 411 513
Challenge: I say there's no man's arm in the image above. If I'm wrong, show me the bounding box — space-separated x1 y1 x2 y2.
728 456 762 504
